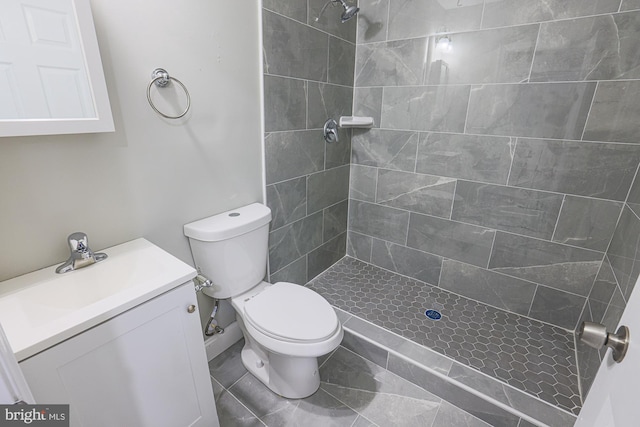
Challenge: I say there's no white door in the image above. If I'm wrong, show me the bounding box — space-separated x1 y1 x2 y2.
575 277 640 426
0 0 94 119
0 322 34 405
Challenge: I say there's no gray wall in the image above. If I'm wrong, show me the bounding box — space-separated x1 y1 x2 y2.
348 0 640 333
262 1 355 284
0 0 264 329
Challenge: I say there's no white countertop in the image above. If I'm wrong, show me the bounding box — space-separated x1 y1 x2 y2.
0 238 196 361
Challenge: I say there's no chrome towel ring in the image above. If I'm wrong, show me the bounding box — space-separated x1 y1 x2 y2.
146 68 191 119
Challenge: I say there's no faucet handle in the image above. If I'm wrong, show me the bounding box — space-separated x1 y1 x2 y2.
68 232 90 253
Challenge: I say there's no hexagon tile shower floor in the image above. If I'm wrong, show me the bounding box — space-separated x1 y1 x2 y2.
307 257 581 415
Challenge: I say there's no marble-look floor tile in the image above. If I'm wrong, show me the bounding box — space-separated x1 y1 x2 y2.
320 347 442 427
432 401 492 427
583 80 640 143
208 339 247 388
230 372 359 427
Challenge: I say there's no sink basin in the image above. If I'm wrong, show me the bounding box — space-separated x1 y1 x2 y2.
0 239 196 361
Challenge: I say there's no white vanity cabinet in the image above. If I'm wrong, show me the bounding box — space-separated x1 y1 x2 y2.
19 282 219 427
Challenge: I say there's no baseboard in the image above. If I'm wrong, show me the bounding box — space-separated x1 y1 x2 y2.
204 321 243 361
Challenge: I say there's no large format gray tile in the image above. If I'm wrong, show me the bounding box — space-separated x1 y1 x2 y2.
326 128 352 169
323 200 349 242
215 387 265 427
353 87 382 128
269 255 307 285
439 260 536 316
376 169 455 218
387 354 520 427
307 165 350 213
264 75 307 132
466 83 596 139
266 177 306 230
433 401 492 427
552 196 623 252
529 285 586 330
583 80 640 143
531 11 640 82
489 232 602 296
356 0 388 44
416 133 514 185
482 0 620 28
425 25 538 85
347 231 373 262
349 200 410 244
588 257 618 323
320 347 442 427
371 239 442 285
341 330 389 368
230 372 358 427
262 0 306 23
328 36 355 86
351 129 418 172
381 85 471 132
208 340 247 388
268 212 323 272
387 0 484 40
451 181 563 240
508 138 640 201
350 165 377 202
263 10 328 81
576 303 601 400
447 364 578 427
407 213 495 268
607 205 640 301
308 233 347 280
307 82 353 129
621 0 640 11
355 37 428 87
265 130 323 184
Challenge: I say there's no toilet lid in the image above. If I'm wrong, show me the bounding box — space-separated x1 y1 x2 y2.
243 282 339 343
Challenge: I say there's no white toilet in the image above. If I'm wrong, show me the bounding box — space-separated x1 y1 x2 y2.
184 203 343 399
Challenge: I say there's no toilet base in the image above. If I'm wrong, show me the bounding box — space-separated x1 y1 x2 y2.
240 341 321 399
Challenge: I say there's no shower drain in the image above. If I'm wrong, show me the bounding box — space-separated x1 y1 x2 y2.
424 309 442 320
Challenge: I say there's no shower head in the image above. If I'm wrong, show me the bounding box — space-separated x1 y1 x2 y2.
315 0 359 24
340 3 360 23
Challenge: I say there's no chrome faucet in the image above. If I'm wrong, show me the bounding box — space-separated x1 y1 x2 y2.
55 232 108 274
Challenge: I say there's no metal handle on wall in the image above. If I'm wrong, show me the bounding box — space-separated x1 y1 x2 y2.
147 68 191 119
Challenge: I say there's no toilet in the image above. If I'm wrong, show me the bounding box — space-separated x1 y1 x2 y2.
184 203 343 399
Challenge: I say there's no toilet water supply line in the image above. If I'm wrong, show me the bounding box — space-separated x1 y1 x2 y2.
193 274 225 336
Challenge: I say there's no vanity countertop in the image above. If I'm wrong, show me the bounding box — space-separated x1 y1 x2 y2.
0 238 196 361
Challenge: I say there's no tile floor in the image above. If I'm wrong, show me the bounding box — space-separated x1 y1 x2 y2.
306 257 581 415
210 340 498 427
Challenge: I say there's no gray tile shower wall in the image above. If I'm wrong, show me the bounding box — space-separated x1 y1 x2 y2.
351 2 640 335
263 1 355 283
350 0 640 406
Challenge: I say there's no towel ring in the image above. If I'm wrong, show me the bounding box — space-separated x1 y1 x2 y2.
147 68 191 119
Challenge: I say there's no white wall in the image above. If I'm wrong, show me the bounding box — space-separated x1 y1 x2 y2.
0 0 264 284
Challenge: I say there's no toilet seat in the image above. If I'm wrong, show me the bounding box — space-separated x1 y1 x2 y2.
243 282 339 344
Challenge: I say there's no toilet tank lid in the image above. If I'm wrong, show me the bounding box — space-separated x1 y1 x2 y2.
184 203 271 241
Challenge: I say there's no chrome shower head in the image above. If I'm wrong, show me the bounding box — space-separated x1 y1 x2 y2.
341 4 360 23
315 0 359 24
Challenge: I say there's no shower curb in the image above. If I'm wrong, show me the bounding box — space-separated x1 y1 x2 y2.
336 307 578 427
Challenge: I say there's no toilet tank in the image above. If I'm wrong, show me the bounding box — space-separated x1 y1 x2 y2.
184 203 271 299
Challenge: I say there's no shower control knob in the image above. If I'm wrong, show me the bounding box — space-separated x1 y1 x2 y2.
187 304 196 314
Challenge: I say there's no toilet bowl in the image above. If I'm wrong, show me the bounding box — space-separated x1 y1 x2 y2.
184 203 343 398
